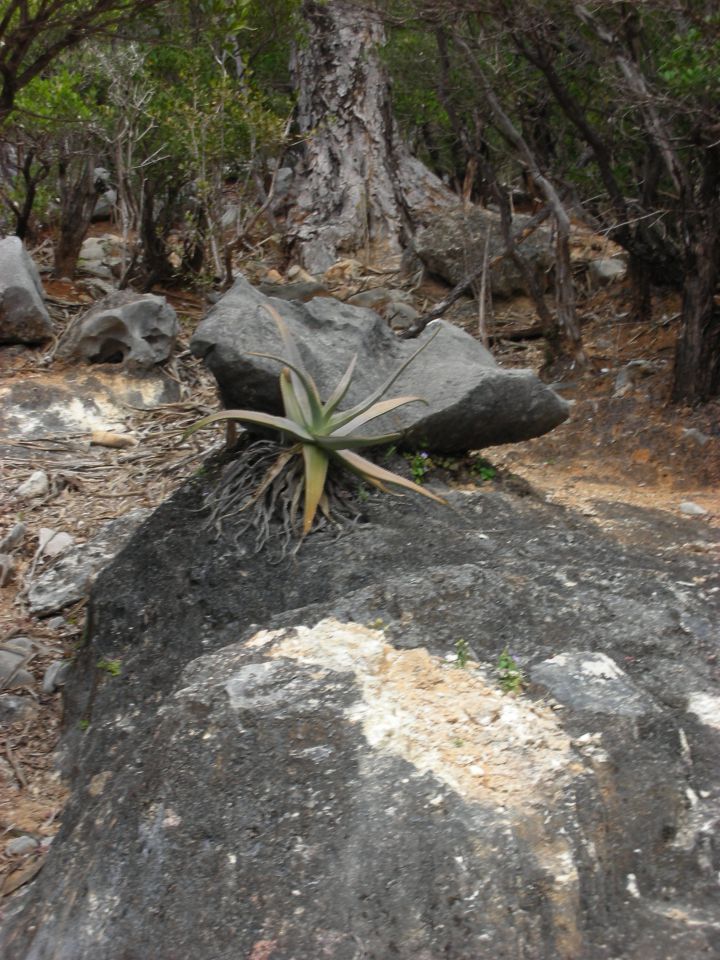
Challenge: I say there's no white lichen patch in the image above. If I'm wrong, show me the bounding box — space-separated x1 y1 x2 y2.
251 618 584 957
251 619 578 809
686 691 720 729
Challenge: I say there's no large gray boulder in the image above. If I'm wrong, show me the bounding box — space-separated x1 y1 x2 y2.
190 277 568 453
1 472 718 959
0 236 54 345
56 291 179 371
415 206 555 298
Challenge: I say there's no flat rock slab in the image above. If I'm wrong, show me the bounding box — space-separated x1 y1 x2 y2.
190 277 569 453
2 469 719 959
0 367 179 457
0 237 54 345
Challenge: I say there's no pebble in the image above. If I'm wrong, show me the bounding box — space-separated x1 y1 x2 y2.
46 616 67 631
0 650 34 688
0 521 27 552
39 529 75 557
16 470 49 499
6 835 39 856
43 660 71 694
680 501 708 517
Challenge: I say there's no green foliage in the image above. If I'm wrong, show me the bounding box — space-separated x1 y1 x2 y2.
497 648 524 695
657 23 720 99
454 637 470 669
186 305 446 537
97 658 122 677
470 457 496 482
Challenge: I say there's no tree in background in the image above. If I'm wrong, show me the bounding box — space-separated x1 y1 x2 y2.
286 0 454 273
0 0 167 123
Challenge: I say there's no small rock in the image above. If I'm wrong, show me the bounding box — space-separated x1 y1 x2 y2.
680 501 708 517
0 521 27 553
3 637 34 655
43 660 72 694
0 649 34 688
588 258 627 288
0 757 16 783
39 529 75 558
6 836 39 856
264 269 284 284
387 301 420 331
46 616 67 631
0 694 39 723
0 553 15 587
286 265 317 284
79 237 107 262
682 428 711 447
16 470 49 499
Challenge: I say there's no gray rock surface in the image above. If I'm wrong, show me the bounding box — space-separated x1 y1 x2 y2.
0 237 54 345
190 277 569 453
56 291 179 372
414 207 555 298
27 509 151 616
2 465 719 959
531 651 656 717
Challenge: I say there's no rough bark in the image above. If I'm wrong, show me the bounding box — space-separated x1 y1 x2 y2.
288 0 454 273
53 157 99 279
672 224 720 403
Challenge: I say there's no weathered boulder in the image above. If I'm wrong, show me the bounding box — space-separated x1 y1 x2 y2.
0 236 54 345
56 291 179 371
190 277 569 453
414 206 555 298
1 470 718 959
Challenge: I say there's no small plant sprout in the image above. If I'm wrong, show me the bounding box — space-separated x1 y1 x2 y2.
186 304 446 539
455 637 471 669
497 648 524 694
97 658 122 677
470 457 497 482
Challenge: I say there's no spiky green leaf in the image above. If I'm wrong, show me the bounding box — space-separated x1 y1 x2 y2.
322 353 358 417
183 409 314 444
301 443 330 535
328 327 440 430
330 396 426 437
334 449 447 504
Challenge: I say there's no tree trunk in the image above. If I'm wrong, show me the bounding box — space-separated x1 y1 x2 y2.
672 224 720 403
288 0 453 273
53 156 98 279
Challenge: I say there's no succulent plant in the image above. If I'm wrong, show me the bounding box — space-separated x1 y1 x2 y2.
187 304 445 536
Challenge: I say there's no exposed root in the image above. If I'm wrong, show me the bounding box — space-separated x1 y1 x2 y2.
204 438 367 561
